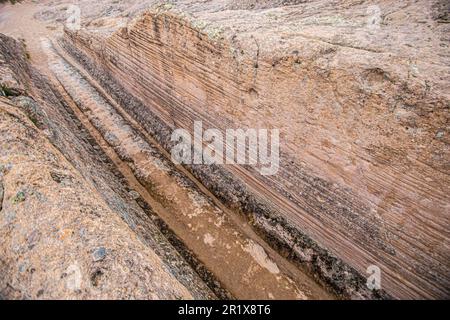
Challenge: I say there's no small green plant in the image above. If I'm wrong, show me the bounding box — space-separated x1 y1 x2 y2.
12 191 26 204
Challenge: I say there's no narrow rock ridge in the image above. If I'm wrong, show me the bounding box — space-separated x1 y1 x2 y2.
59 2 449 299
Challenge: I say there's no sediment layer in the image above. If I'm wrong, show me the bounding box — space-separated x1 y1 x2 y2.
1 0 449 300
59 1 449 299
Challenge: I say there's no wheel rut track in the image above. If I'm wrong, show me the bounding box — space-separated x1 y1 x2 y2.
41 38 332 300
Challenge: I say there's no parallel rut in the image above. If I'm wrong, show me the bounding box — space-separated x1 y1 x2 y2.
39 38 332 300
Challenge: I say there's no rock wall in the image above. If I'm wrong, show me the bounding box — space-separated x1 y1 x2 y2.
60 0 449 299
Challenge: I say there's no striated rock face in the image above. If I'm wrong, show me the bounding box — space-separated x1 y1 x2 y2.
58 0 449 299
0 33 214 300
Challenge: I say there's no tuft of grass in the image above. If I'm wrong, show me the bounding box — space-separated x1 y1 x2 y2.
12 191 26 204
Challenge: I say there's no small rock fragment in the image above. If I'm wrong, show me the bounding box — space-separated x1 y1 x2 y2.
92 247 107 262
50 171 72 184
128 190 140 200
436 131 444 139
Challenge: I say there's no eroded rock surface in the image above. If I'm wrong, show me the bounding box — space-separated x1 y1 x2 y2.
0 0 449 299
0 96 201 299
0 33 214 300
58 0 449 299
